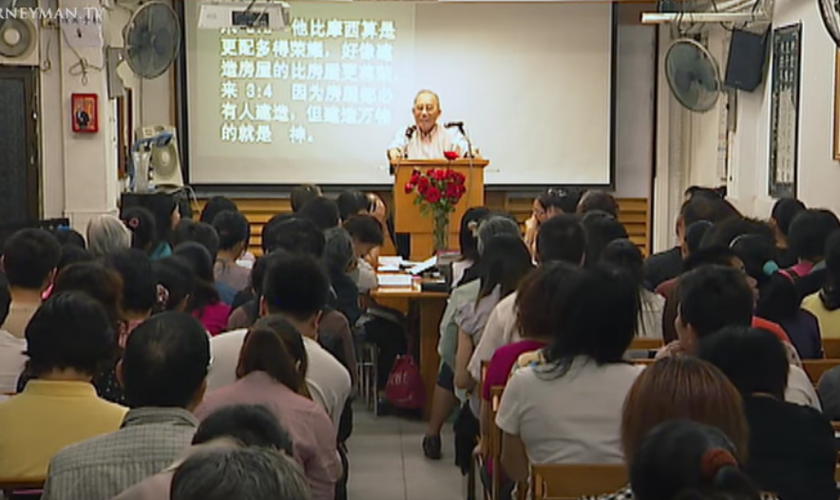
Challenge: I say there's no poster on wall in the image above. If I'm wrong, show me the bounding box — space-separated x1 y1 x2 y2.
768 23 801 198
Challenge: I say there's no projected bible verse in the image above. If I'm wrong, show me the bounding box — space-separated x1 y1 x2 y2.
217 18 398 146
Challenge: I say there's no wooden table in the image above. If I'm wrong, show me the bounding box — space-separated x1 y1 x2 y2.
371 282 449 419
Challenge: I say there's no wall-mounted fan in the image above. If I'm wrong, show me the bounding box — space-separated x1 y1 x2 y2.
818 0 840 46
124 1 181 79
665 38 722 112
135 125 184 189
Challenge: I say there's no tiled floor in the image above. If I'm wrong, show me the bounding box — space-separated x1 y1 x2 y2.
347 406 464 500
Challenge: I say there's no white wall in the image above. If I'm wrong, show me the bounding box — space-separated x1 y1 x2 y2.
683 0 840 220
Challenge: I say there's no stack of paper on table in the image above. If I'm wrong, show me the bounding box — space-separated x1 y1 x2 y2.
376 274 414 287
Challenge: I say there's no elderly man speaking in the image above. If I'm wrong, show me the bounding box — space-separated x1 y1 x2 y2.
387 90 470 161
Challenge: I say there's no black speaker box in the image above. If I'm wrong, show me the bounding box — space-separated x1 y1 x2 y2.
725 28 770 92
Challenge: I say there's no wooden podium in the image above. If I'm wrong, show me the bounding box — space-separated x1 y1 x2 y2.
392 159 488 259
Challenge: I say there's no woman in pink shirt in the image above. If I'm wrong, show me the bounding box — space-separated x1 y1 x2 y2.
195 323 340 500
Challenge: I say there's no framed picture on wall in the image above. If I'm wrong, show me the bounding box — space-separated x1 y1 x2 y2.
71 93 98 133
834 50 840 160
768 23 802 198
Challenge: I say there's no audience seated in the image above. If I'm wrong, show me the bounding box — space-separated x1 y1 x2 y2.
699 326 837 500
86 215 131 258
41 312 210 500
114 404 294 500
197 322 339 500
784 208 840 298
102 249 157 348
523 188 579 256
628 420 769 500
585 356 750 500
323 227 362 327
802 230 840 338
153 256 197 313
577 190 619 218
122 207 161 258
0 229 60 339
210 209 251 293
467 214 586 385
581 211 628 268
496 265 644 481
731 234 822 359
198 196 238 225
56 244 94 272
300 197 342 231
291 184 323 213
49 227 85 248
424 214 520 459
601 239 664 339
770 198 807 268
0 292 127 480
173 242 231 335
657 265 818 409
170 447 310 500
0 229 60 393
643 195 739 290
449 207 490 289
207 253 351 425
342 215 384 294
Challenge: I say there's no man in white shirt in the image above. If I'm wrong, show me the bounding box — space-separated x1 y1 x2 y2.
467 215 587 381
387 90 469 161
207 253 351 425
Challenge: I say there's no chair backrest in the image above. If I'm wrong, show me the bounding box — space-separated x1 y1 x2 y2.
531 464 628 500
824 338 840 359
488 385 505 498
802 359 840 385
629 338 663 352
0 478 45 499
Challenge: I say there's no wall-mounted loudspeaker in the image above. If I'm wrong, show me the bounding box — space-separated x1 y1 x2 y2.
725 28 769 92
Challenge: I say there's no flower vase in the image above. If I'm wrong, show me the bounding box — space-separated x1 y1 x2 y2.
432 210 449 253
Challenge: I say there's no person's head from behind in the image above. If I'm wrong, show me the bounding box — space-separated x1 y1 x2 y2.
173 220 221 261
704 217 775 250
577 190 619 218
103 249 156 318
516 261 585 342
478 235 533 301
621 357 748 463
476 214 520 257
343 215 384 259
336 190 370 221
600 238 644 286
237 324 306 395
86 214 132 257
212 210 249 259
153 256 196 313
174 242 220 312
534 188 578 223
1 228 61 293
676 266 754 354
200 196 238 225
788 208 840 264
299 197 340 231
260 252 330 334
322 227 355 274
581 211 628 267
119 312 210 409
770 197 806 244
630 420 760 500
677 195 740 241
171 447 311 500
535 214 586 265
51 227 85 249
681 221 714 260
192 404 293 455
684 185 726 201
728 234 778 288
252 314 310 394
682 246 744 274
543 265 639 370
57 244 94 272
458 207 491 262
698 326 789 400
261 215 325 257
24 291 115 379
121 206 158 255
53 262 124 328
290 184 322 213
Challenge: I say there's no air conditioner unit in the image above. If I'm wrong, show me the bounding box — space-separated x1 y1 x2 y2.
0 15 40 67
198 0 291 30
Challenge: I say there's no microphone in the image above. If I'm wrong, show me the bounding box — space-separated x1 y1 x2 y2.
444 121 473 158
405 125 417 139
444 121 464 130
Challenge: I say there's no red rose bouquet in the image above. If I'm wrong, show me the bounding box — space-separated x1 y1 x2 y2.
404 168 467 251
